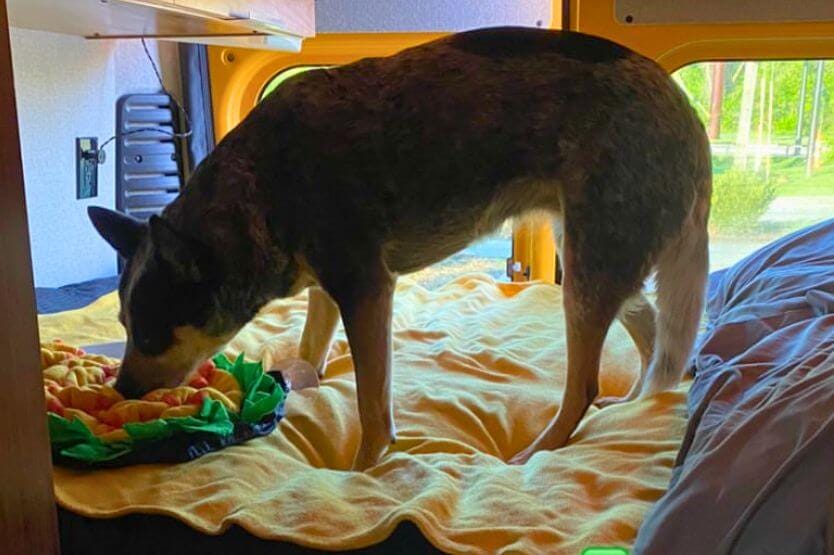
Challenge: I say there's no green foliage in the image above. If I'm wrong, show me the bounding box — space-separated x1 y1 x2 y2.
260 65 324 101
710 169 776 234
674 60 834 143
674 65 710 124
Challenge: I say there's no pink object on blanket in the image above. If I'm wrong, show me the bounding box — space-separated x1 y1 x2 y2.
270 358 320 391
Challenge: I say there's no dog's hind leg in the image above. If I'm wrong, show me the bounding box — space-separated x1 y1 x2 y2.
554 219 656 407
509 227 640 464
640 200 709 397
299 287 341 377
595 293 656 407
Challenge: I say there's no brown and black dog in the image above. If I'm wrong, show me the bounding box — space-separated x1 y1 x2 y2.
89 27 711 470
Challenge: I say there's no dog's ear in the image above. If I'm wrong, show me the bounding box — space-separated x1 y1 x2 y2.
148 215 205 282
88 206 146 259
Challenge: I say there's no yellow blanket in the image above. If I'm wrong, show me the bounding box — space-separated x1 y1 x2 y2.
40 275 688 554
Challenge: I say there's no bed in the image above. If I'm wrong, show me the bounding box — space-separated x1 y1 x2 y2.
35 276 119 315
40 220 834 554
634 218 834 553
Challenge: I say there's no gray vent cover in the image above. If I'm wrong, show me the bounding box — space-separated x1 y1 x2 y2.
115 93 183 221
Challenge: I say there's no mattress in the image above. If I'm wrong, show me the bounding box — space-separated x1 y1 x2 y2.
41 274 687 554
46 221 834 554
35 276 118 315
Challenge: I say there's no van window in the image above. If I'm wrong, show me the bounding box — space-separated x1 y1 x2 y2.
674 60 834 271
260 66 323 101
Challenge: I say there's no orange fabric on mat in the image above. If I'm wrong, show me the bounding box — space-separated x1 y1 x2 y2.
40 275 688 554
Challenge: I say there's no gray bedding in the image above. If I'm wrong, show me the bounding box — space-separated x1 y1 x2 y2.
35 275 118 314
634 219 834 554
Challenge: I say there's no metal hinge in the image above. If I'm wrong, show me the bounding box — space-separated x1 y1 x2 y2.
506 258 531 280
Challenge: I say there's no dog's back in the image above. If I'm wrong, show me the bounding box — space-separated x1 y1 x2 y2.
211 27 710 281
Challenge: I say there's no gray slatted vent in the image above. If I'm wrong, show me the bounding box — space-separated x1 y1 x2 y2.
116 93 183 221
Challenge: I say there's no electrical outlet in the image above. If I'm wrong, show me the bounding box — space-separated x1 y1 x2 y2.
76 137 99 199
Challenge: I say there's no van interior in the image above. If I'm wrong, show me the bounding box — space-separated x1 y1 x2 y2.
2 1 834 553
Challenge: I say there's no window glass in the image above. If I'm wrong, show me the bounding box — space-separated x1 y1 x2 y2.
411 223 512 289
674 60 834 271
260 66 324 101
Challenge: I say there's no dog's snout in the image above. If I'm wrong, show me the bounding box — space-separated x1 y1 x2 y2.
113 371 148 399
114 347 198 398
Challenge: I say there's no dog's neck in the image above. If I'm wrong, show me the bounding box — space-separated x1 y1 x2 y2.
161 146 301 332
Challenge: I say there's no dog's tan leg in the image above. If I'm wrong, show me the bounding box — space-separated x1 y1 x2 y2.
510 229 628 465
595 293 656 407
641 203 709 397
619 293 656 373
328 266 397 471
299 287 341 377
509 293 614 464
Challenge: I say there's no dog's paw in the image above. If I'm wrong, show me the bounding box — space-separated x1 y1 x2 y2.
508 424 575 465
508 447 537 465
594 394 636 409
351 449 382 472
351 436 395 472
508 439 555 465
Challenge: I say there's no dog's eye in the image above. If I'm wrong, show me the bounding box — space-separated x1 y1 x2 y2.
130 325 172 356
133 332 151 351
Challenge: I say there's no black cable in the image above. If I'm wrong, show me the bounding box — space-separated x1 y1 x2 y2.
96 37 193 155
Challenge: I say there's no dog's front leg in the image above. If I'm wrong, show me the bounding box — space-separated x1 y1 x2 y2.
299 287 341 377
329 269 396 471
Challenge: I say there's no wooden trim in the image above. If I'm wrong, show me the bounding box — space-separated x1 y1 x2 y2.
7 0 314 42
0 1 60 553
85 32 268 39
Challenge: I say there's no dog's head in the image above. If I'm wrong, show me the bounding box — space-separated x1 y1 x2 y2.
88 207 234 398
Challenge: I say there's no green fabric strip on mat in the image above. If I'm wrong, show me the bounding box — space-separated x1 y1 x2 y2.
47 354 284 463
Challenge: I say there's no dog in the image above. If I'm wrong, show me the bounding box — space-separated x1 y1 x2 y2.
88 26 711 470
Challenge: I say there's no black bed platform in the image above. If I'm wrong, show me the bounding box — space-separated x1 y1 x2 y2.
59 509 442 554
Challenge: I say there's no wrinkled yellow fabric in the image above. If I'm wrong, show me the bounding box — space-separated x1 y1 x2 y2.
40 275 688 554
